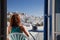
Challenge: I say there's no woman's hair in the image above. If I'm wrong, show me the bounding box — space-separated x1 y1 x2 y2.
10 13 21 27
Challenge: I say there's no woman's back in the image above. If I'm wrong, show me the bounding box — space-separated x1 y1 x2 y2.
10 26 23 33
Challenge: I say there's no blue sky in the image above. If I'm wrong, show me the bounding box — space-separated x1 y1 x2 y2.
7 0 44 17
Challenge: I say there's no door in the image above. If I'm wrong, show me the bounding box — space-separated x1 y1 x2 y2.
7 0 45 40
0 0 48 40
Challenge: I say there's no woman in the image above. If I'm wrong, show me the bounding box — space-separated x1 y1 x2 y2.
7 13 29 40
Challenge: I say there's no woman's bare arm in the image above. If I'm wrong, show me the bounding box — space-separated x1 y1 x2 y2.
7 26 11 35
23 27 29 37
7 26 11 40
20 24 29 37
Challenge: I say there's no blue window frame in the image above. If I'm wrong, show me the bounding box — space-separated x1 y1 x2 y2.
44 0 48 40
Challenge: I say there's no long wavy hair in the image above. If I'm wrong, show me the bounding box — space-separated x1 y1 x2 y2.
10 13 21 27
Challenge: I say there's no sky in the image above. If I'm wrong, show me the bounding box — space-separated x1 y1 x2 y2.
7 0 44 17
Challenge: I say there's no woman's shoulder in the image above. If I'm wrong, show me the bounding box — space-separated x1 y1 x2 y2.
19 23 23 27
19 24 24 29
